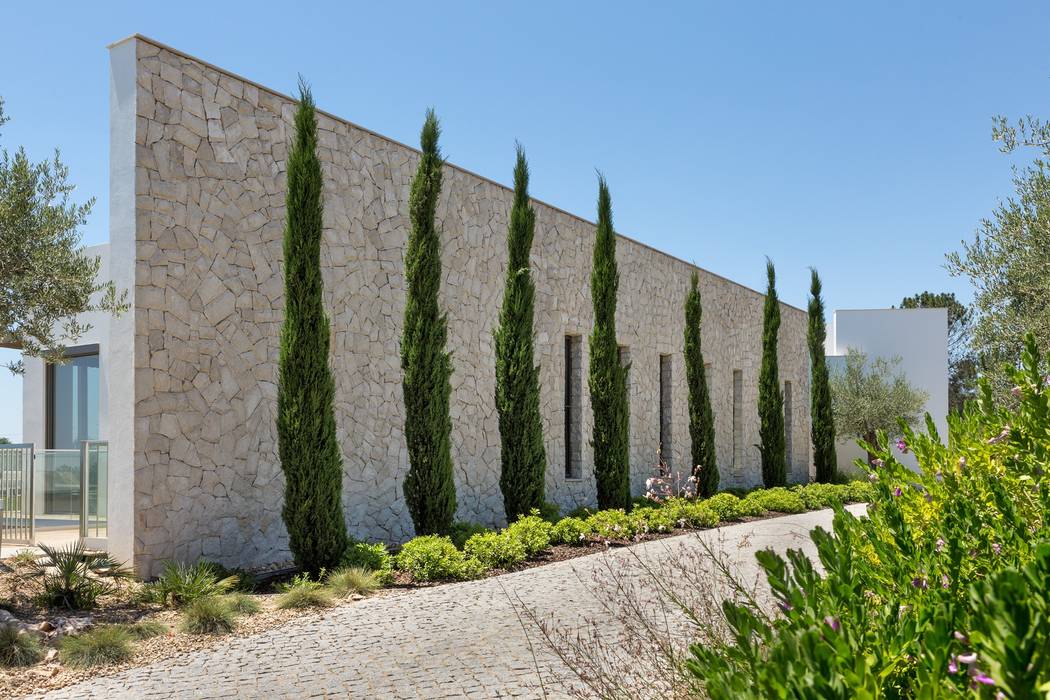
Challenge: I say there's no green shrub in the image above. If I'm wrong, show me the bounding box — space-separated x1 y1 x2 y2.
143 560 237 608
341 541 394 585
0 625 42 667
117 620 168 640
59 626 133 668
504 511 553 557
586 509 636 540
30 541 132 610
740 487 806 514
703 493 743 521
792 483 850 510
463 531 527 569
656 497 719 529
550 517 592 545
200 561 258 592
679 501 720 528
538 501 561 523
180 596 237 635
566 505 597 519
394 536 484 582
631 507 677 534
221 593 261 616
844 479 873 503
447 521 489 550
276 573 331 609
686 334 1050 697
10 549 37 568
325 567 381 597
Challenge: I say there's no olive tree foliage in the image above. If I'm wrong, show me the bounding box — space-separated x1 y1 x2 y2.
829 349 928 459
947 110 1050 399
0 97 125 373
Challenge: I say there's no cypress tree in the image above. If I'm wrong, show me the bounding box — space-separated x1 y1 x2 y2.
684 271 718 497
758 258 787 487
808 269 838 482
276 81 348 575
588 176 631 510
495 145 548 522
401 109 457 535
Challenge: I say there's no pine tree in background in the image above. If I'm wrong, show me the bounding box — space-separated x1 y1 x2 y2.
588 176 631 510
684 271 718 497
808 269 838 483
276 81 348 575
758 258 787 487
401 109 457 535
495 145 548 522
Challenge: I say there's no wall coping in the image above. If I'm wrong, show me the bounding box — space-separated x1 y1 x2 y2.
108 33 805 315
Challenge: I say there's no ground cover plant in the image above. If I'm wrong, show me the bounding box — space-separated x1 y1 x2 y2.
687 334 1050 698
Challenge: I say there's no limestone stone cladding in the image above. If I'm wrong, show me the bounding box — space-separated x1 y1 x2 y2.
126 36 811 574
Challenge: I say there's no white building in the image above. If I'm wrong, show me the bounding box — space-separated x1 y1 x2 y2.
826 308 949 472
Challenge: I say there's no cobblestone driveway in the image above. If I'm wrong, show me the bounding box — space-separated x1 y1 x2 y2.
32 506 861 699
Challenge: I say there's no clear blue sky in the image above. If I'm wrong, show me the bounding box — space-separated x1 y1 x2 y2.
1 1 1047 440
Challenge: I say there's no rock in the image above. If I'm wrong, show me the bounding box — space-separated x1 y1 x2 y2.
0 610 16 624
45 649 58 662
37 620 55 633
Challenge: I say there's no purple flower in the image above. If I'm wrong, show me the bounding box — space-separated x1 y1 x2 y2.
935 470 944 482
893 487 903 497
948 659 959 674
871 458 884 468
778 601 792 613
992 542 1001 555
936 538 946 552
972 672 995 686
823 615 840 632
896 438 909 454
924 492 933 503
941 574 950 588
1011 386 1023 398
911 577 928 590
868 472 878 483
957 652 977 665
954 630 970 644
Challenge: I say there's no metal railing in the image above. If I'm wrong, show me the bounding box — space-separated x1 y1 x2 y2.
0 443 34 544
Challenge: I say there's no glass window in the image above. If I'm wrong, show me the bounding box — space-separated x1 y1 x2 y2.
47 349 100 450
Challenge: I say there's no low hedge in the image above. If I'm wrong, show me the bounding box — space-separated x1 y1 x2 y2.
357 481 870 584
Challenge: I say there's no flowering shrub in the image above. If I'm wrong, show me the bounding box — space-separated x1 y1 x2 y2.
644 452 698 502
631 507 679 534
550 517 592 545
394 536 484 582
340 541 394 585
463 531 527 569
586 509 637 541
505 511 554 557
687 334 1050 697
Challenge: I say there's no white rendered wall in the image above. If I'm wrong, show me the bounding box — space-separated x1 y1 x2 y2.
826 308 948 472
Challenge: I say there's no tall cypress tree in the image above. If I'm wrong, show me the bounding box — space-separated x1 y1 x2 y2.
684 271 718 497
758 258 787 487
808 269 837 482
276 82 348 575
401 109 457 535
495 145 548 522
589 176 631 510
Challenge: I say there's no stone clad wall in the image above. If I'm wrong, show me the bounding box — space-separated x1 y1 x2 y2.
127 36 811 574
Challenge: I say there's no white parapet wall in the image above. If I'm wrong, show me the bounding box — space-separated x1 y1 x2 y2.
826 308 948 472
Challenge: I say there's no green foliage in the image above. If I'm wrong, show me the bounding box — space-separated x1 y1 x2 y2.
199 561 258 593
829 349 928 452
741 487 806 514
401 109 457 536
276 81 348 574
495 145 548 522
758 259 786 487
588 176 631 510
142 560 237 608
221 594 261 616
686 334 1050 697
550 516 592 545
29 541 132 610
537 501 561 523
844 480 873 503
703 493 743 521
657 497 720 529
59 626 133 668
947 111 1050 400
394 535 484 582
10 549 37 568
325 567 381 597
504 511 553 557
684 271 718 496
0 96 126 373
0 625 42 666
180 596 237 635
447 521 489 550
790 482 851 510
340 541 394 585
631 506 678 534
808 269 837 482
276 572 332 609
733 492 772 517
586 509 637 541
899 291 977 412
463 532 527 569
